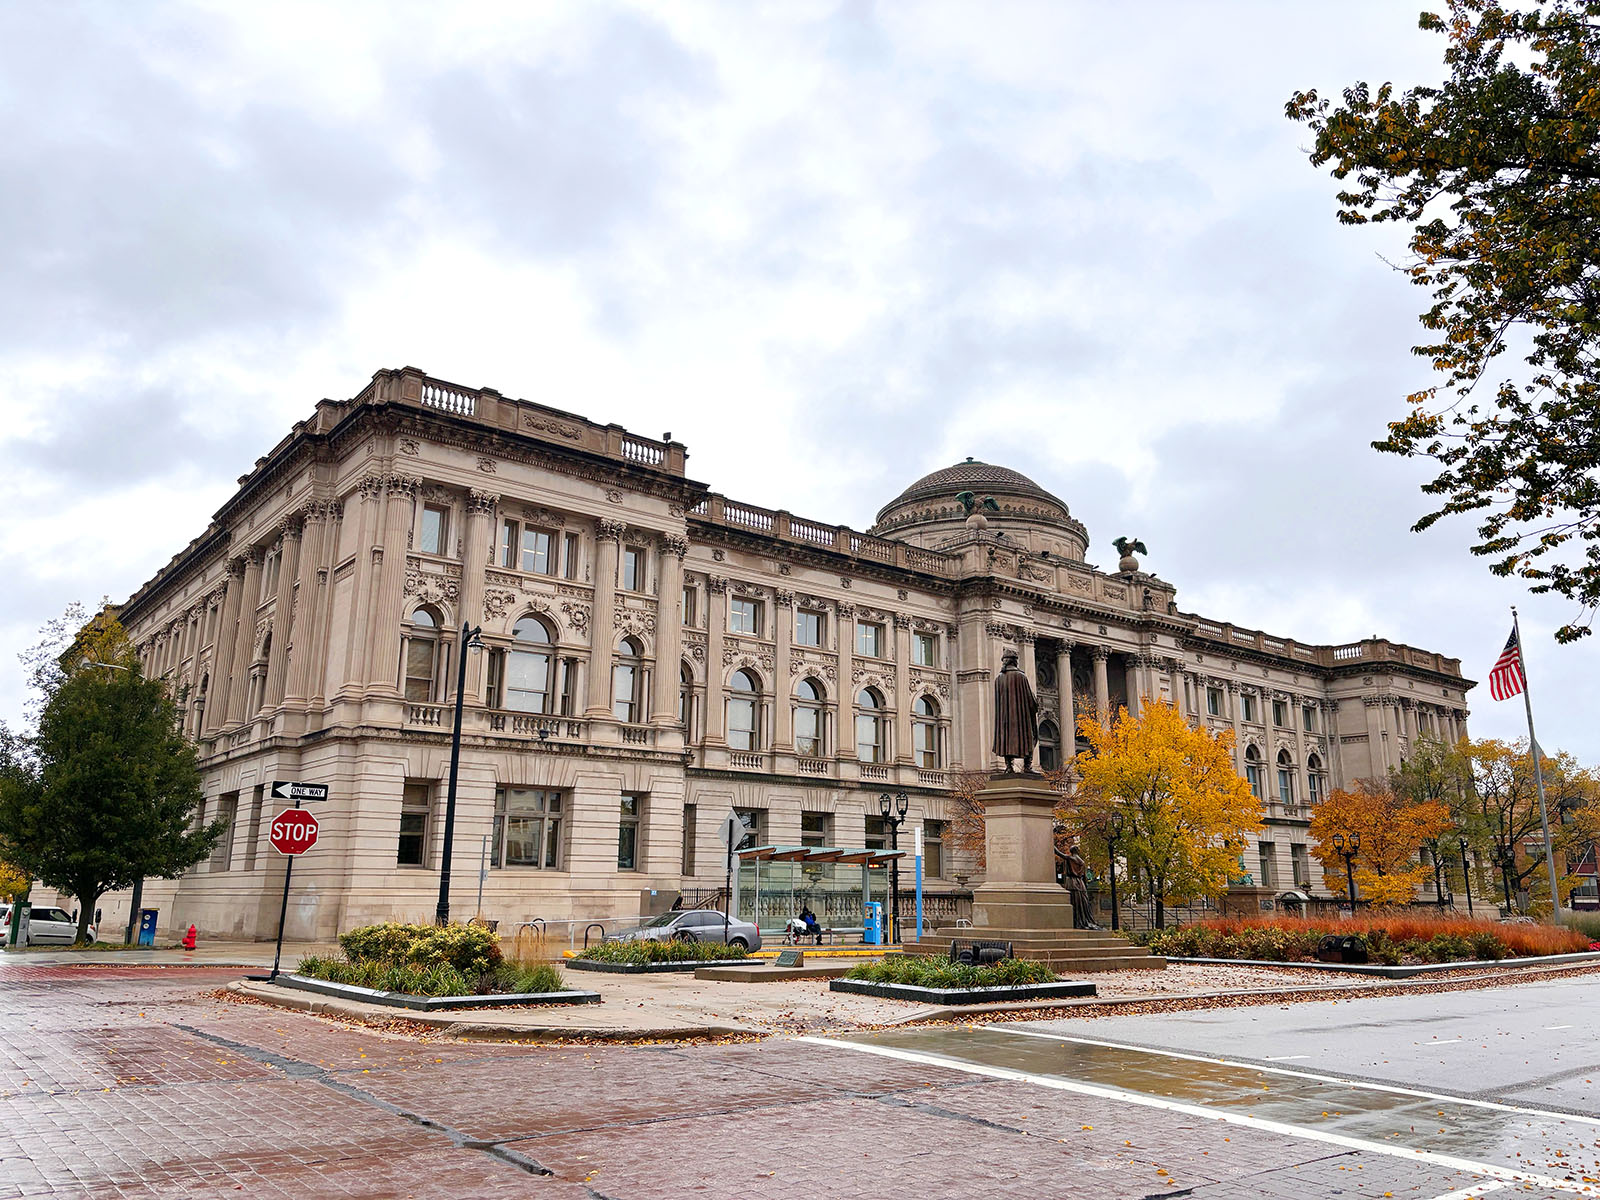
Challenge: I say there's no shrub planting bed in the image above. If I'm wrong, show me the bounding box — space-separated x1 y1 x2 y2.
829 955 1096 1004
288 922 595 1008
1134 915 1591 966
568 939 750 973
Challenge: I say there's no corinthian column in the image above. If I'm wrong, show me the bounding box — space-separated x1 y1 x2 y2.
893 613 912 764
264 519 302 708
203 559 245 735
705 575 728 742
651 535 688 726
1091 646 1110 723
281 503 328 709
460 490 497 703
366 474 420 696
224 548 264 724
1057 642 1075 754
586 519 624 717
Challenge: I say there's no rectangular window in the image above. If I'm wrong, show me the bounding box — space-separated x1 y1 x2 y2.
562 532 580 580
500 518 519 569
681 803 697 874
399 782 431 867
682 586 697 628
621 546 645 592
912 632 937 667
559 658 577 716
612 662 637 723
420 504 449 556
1291 843 1310 887
856 621 883 658
1278 767 1295 805
618 794 644 871
209 794 238 871
1257 842 1277 890
730 597 761 636
801 811 830 848
795 609 822 647
865 816 886 852
521 527 554 575
493 787 564 869
1308 772 1322 805
242 785 264 871
1241 693 1257 722
923 820 944 879
1207 687 1222 717
1272 699 1287 726
733 807 766 851
1302 705 1316 732
1245 764 1263 800
404 634 437 702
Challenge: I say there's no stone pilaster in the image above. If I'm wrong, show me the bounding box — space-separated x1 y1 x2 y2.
336 476 385 698
281 503 328 709
651 534 688 727
836 602 856 761
1291 693 1308 807
224 548 264 725
704 575 728 743
892 612 912 764
586 519 624 717
366 474 420 697
460 490 497 703
772 587 795 748
204 558 246 734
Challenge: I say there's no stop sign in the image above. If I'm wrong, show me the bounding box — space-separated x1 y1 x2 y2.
269 809 319 856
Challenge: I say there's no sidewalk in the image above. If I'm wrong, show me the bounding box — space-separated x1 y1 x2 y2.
0 940 343 969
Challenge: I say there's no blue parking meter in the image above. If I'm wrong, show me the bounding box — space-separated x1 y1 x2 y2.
863 902 883 945
137 909 158 947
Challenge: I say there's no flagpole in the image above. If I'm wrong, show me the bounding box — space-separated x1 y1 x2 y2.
1511 606 1562 920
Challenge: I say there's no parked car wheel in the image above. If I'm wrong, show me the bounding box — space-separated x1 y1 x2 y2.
674 929 698 943
730 936 749 950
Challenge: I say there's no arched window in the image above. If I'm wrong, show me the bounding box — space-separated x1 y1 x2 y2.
914 695 941 769
728 669 760 751
855 687 886 763
1244 745 1264 800
678 661 694 737
404 608 440 702
1037 717 1059 772
1277 748 1295 806
795 678 825 758
1306 753 1324 805
612 636 643 723
505 615 554 713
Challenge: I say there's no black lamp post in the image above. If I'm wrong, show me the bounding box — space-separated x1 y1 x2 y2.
1331 831 1360 910
435 620 484 926
1458 836 1474 917
1106 809 1126 932
878 790 909 943
1498 846 1517 912
1426 838 1446 907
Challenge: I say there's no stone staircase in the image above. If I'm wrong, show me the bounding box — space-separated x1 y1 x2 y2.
900 926 1165 973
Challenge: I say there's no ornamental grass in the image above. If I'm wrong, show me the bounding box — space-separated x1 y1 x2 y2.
575 938 749 964
844 955 1058 989
296 954 564 997
1135 913 1589 965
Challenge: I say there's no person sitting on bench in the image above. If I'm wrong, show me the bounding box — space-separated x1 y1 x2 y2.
799 905 823 945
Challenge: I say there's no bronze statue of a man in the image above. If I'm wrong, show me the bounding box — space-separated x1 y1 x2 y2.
993 649 1039 773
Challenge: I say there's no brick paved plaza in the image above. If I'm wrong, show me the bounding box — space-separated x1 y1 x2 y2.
3 962 1596 1199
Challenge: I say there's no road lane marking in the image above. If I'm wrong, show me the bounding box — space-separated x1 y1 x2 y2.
991 1026 1600 1129
1429 1038 1464 1045
1424 1183 1510 1200
1264 1054 1310 1061
797 1036 1589 1195
1548 1025 1575 1031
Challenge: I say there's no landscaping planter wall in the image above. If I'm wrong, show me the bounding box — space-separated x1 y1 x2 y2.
276 973 600 1010
829 978 1095 1004
565 958 738 974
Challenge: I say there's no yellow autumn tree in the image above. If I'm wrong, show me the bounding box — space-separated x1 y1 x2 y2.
0 859 29 902
1070 700 1261 928
1309 780 1450 905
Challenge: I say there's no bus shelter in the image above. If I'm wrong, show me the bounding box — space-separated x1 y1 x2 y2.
732 845 905 938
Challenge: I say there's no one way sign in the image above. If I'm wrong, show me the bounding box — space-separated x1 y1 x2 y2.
270 780 329 803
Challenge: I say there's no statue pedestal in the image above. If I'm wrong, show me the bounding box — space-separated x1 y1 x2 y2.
901 773 1165 973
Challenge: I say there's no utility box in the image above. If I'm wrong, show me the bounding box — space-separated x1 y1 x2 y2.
862 901 884 945
137 909 159 947
5 901 30 948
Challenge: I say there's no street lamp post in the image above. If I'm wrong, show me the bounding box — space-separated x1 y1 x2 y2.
1331 831 1360 911
435 621 483 926
878 790 909 943
1458 836 1474 918
1426 838 1446 907
1106 810 1125 932
1499 846 1516 913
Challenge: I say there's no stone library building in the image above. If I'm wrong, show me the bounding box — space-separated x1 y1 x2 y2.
97 367 1474 941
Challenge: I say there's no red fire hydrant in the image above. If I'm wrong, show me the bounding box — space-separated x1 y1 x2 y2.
181 924 197 951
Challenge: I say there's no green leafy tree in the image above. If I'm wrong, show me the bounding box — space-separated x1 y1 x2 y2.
0 611 223 943
1288 2 1600 641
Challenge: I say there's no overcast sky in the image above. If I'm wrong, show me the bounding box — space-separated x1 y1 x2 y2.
1 1 1590 759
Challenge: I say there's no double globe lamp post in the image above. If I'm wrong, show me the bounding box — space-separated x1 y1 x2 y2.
436 621 484 926
1330 831 1361 911
877 790 909 943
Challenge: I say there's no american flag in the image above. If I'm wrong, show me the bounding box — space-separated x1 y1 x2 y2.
1488 627 1525 702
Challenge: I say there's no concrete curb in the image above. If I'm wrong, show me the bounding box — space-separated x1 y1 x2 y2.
1165 950 1600 978
267 972 600 1009
228 981 752 1042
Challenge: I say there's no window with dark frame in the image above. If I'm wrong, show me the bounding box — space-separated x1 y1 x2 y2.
1207 687 1223 717
621 546 646 591
730 597 761 636
912 632 937 667
801 811 830 848
492 787 564 869
923 820 944 878
795 609 822 646
618 794 644 870
856 621 883 658
681 803 697 874
399 782 431 867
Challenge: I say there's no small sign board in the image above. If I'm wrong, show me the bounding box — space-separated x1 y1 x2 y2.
271 780 329 802
774 949 804 967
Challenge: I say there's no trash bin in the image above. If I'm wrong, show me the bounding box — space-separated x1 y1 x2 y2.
137 909 159 947
862 901 883 945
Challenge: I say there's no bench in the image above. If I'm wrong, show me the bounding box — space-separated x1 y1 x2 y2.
785 925 866 946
